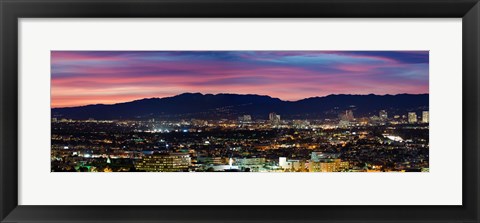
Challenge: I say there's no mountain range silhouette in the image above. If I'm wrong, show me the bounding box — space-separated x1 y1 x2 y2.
52 93 429 120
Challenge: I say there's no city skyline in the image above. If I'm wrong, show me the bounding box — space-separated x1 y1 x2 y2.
51 50 429 173
51 51 429 108
52 108 430 172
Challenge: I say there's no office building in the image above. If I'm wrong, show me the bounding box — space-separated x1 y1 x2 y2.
269 112 281 125
135 153 191 172
238 115 252 122
408 112 417 124
422 111 429 123
344 110 354 121
379 110 388 120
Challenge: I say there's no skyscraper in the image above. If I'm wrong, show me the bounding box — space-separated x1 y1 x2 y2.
269 112 275 121
379 110 388 120
342 110 354 121
422 111 429 123
408 112 417 124
238 115 252 123
269 112 281 125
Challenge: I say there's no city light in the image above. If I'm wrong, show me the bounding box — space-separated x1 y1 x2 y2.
51 109 429 172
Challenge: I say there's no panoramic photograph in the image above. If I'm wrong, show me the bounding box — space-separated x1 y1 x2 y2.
51 51 429 172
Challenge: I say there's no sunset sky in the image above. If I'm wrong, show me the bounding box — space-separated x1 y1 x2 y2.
51 51 429 108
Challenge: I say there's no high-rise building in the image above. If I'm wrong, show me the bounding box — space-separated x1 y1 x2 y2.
269 112 281 125
345 110 354 121
279 157 291 170
278 157 306 171
238 115 252 123
309 152 348 172
422 111 429 123
269 112 276 121
408 112 417 124
309 159 349 172
339 110 354 122
379 110 388 120
135 153 191 172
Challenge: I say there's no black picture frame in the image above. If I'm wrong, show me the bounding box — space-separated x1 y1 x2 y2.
1 0 479 222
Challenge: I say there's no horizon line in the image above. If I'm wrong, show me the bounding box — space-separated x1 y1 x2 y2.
51 92 429 109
